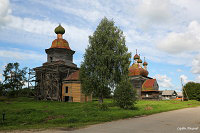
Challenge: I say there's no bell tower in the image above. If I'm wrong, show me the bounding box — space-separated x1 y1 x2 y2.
34 24 78 101
45 24 76 67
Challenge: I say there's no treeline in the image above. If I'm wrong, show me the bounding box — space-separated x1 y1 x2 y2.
0 62 34 97
184 82 200 101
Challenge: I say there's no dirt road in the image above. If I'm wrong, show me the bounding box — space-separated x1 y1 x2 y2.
4 106 200 133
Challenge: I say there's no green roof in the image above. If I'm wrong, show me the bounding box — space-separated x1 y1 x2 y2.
55 24 65 34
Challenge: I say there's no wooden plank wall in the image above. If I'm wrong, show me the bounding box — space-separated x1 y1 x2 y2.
62 82 92 102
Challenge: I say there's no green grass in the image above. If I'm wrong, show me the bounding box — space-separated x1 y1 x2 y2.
0 97 200 131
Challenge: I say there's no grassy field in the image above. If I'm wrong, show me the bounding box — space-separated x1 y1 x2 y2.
0 97 200 131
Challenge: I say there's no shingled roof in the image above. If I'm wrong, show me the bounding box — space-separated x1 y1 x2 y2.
142 79 156 90
65 70 80 81
162 90 177 96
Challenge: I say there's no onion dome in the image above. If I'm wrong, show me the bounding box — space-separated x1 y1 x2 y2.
139 67 144 75
134 54 140 60
51 39 71 49
55 24 65 34
128 63 140 76
134 49 140 60
143 61 148 66
51 24 71 50
143 57 148 66
138 58 142 63
142 69 149 77
128 63 148 76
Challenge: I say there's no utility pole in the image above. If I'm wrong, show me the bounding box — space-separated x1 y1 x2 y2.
181 78 189 101
181 78 184 101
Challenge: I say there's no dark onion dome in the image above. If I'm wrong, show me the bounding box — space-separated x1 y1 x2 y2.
138 58 142 63
134 54 140 60
55 24 65 34
143 61 148 66
51 38 71 50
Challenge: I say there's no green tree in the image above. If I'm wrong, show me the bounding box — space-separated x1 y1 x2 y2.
80 17 131 104
114 77 137 109
3 62 27 95
0 81 5 96
183 82 200 101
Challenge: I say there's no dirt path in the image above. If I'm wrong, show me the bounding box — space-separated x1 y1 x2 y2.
3 106 200 133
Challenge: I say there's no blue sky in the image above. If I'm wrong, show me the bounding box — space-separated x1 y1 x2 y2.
0 0 200 91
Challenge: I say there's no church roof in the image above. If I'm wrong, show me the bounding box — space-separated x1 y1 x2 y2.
142 79 156 90
128 63 149 77
65 70 80 81
51 38 71 49
50 24 71 50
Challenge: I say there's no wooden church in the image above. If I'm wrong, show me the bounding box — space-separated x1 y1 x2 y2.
128 50 160 100
34 25 92 102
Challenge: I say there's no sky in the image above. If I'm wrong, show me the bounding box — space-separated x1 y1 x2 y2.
0 0 200 91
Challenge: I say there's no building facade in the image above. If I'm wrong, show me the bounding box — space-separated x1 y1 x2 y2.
161 90 177 100
34 25 91 102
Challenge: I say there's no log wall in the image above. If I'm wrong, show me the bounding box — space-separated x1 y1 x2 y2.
62 82 92 102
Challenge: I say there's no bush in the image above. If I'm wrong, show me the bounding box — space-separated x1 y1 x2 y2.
114 79 136 109
98 103 108 111
184 82 200 101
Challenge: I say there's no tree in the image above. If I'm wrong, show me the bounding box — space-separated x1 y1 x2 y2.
114 77 137 109
3 62 27 95
0 81 5 96
183 82 200 101
80 17 131 104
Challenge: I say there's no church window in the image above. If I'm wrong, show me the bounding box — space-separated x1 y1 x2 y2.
50 57 53 62
65 86 68 93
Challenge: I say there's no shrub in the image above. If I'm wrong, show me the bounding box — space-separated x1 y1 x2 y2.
114 79 136 109
184 82 200 101
98 103 108 111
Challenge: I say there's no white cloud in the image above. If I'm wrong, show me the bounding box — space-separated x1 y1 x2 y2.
136 0 173 24
177 69 182 72
0 0 11 28
0 48 45 61
154 74 174 89
180 74 189 84
1 15 92 52
191 54 200 74
8 16 56 36
195 75 200 83
157 21 200 54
